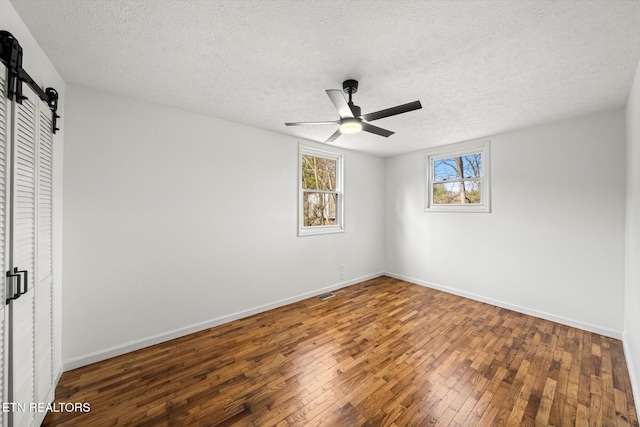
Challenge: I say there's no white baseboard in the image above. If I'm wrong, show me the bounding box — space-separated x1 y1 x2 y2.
63 272 384 371
623 332 640 420
384 271 623 339
53 366 63 390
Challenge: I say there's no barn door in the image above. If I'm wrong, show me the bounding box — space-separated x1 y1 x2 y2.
35 79 55 425
1 65 55 427
9 80 38 427
0 61 11 427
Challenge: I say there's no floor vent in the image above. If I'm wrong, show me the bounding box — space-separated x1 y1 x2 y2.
318 293 336 301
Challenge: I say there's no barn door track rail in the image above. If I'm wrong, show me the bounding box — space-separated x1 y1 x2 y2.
0 30 60 134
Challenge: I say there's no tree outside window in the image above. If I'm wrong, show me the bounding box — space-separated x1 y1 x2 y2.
302 155 337 226
432 153 482 205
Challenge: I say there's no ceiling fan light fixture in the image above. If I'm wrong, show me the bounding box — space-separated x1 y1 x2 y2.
339 118 362 134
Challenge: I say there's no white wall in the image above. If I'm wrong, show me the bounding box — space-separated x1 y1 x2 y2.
385 110 626 337
1 0 65 382
625 55 640 414
62 84 384 368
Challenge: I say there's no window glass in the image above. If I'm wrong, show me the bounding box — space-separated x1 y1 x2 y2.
301 155 337 191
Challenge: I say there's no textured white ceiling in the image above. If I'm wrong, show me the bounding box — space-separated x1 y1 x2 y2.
9 0 640 157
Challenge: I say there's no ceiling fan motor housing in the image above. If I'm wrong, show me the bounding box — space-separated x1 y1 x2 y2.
343 79 359 94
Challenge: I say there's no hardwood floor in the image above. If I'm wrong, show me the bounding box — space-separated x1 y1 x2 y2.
43 276 638 426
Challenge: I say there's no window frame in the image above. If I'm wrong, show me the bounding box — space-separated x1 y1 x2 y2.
298 145 344 236
425 139 491 213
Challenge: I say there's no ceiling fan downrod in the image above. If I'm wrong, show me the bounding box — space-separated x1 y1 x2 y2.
343 79 361 117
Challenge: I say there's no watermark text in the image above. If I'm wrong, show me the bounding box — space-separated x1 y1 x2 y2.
1 402 90 413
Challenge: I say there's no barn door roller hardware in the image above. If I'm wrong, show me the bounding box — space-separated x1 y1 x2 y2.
0 30 60 134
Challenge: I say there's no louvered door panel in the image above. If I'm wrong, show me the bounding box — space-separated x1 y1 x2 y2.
0 62 9 427
35 107 54 414
11 88 37 427
38 112 52 282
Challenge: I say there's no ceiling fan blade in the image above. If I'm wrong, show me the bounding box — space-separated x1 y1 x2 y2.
361 100 422 122
362 122 394 138
325 128 342 143
285 120 339 126
326 89 355 119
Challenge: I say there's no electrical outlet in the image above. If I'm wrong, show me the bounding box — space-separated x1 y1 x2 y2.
339 264 345 281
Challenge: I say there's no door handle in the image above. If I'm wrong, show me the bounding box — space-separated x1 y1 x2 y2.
5 267 28 304
14 267 28 295
6 269 21 304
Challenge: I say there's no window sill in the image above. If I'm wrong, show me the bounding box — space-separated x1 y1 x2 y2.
425 204 491 213
298 226 345 237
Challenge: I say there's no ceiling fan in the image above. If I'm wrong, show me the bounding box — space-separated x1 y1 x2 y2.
285 79 422 143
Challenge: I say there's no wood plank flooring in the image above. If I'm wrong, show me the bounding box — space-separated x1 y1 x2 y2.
43 276 638 426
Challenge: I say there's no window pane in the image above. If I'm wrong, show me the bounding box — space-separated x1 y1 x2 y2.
303 192 337 226
433 158 461 181
433 153 482 181
302 155 337 190
433 180 482 205
461 153 482 179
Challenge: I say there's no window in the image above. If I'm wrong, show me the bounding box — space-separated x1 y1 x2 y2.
299 146 344 236
425 140 491 212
